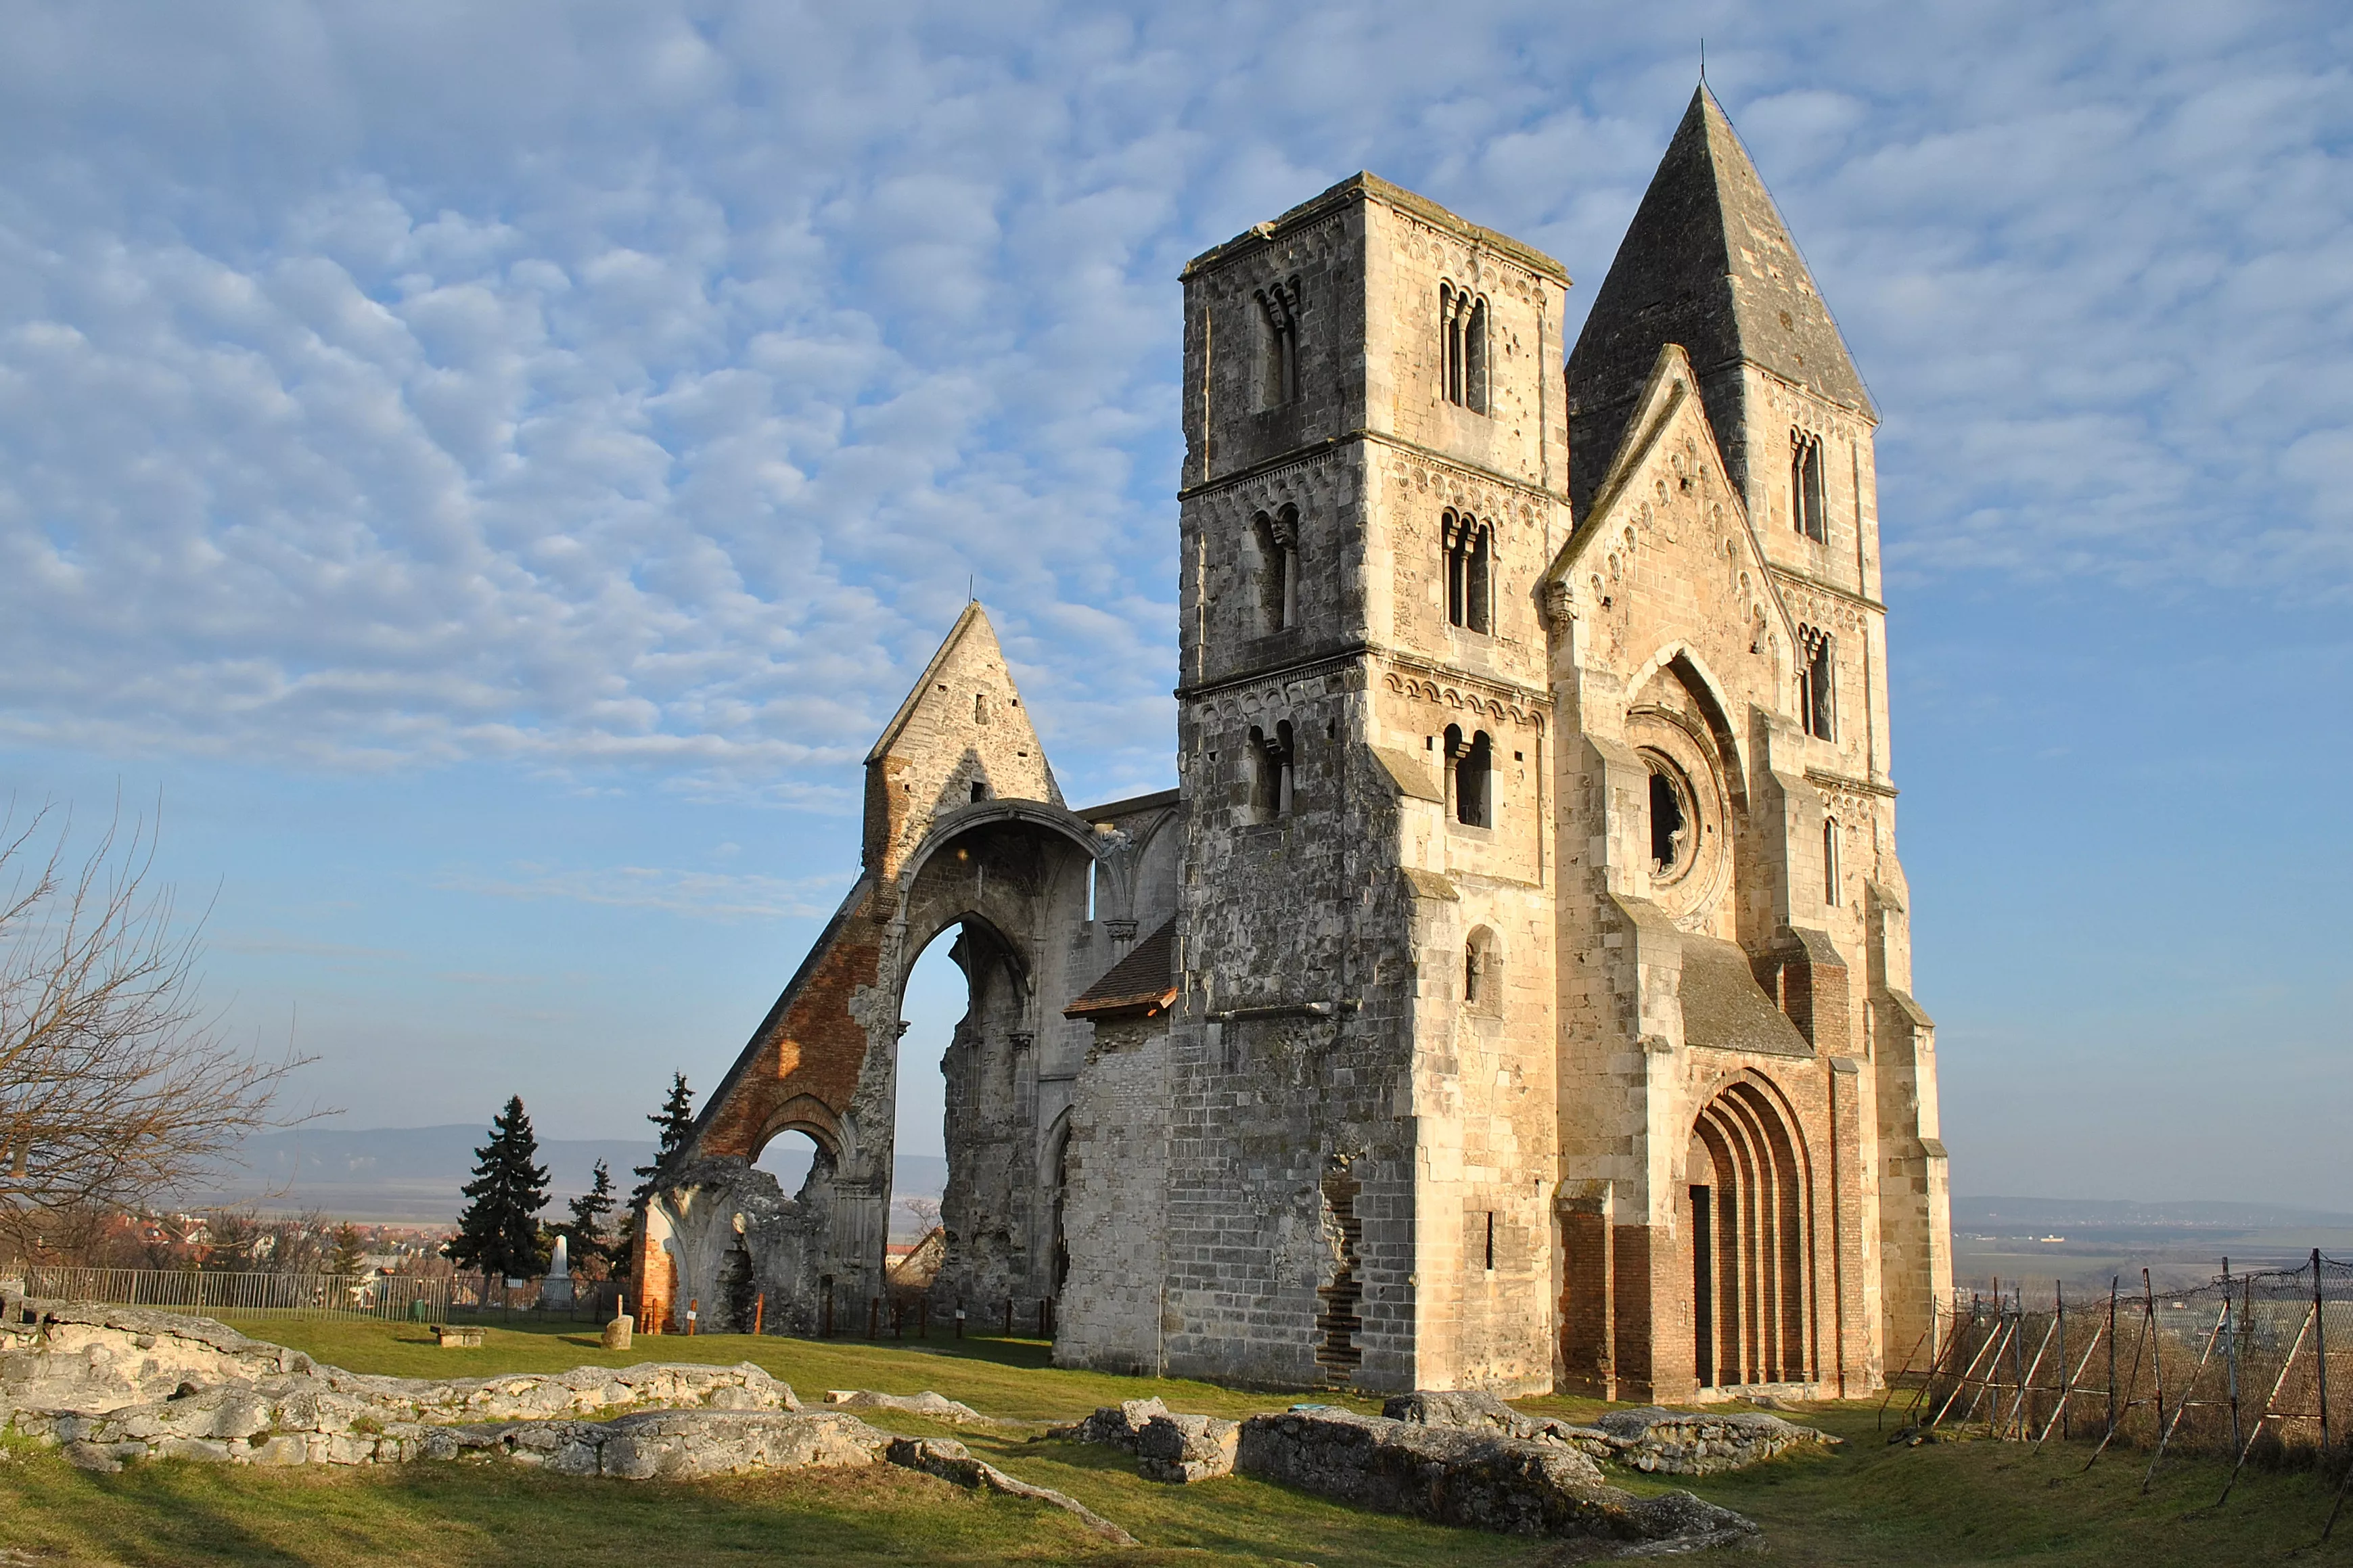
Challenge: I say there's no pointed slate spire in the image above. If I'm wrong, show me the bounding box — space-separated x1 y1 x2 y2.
1567 85 1872 510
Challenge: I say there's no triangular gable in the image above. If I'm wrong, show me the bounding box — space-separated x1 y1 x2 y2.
1543 342 1797 663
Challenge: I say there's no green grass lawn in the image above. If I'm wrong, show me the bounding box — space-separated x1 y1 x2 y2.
0 1314 2345 1566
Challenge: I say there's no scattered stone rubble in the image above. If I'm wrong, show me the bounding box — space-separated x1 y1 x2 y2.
1237 1407 1758 1550
3 1296 809 1472
1135 1412 1239 1483
1047 1397 1239 1484
1586 1406 1841 1476
1388 1388 1840 1477
1047 1396 1170 1450
886 1436 1135 1542
1 1292 1137 1546
824 1388 992 1425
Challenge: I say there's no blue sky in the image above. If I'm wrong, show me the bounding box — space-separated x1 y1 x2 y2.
1 1 2347 1201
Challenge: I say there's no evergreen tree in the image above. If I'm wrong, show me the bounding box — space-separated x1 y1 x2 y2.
564 1159 618 1270
629 1073 695 1209
449 1096 550 1279
327 1222 366 1277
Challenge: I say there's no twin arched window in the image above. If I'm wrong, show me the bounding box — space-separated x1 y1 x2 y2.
1440 283 1488 413
1444 509 1491 634
1248 720 1296 823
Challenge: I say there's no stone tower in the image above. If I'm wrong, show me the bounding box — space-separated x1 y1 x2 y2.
1165 176 1573 1390
1549 85 1949 1396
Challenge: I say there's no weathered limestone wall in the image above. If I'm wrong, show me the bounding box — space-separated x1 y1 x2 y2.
1053 1015 1171 1375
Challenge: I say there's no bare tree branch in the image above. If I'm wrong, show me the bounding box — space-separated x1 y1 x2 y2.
0 795 317 1257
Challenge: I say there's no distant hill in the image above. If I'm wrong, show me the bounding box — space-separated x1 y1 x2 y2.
1957 1195 2353 1235
181 1126 949 1224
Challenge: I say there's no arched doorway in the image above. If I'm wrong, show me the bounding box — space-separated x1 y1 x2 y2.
1686 1079 1812 1388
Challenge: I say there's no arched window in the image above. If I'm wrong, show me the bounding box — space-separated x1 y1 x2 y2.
1252 505 1300 632
1797 625 1835 741
974 692 991 724
1247 720 1295 823
1791 431 1827 543
1465 926 1500 1013
1444 510 1491 634
1445 724 1492 827
1440 284 1488 414
1256 275 1302 408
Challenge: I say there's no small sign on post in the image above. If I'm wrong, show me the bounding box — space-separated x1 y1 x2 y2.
686 1299 699 1336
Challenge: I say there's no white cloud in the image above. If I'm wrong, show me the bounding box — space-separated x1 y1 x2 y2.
0 0 2343 803
434 860 850 921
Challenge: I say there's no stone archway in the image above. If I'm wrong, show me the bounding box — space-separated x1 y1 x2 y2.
1686 1076 1814 1389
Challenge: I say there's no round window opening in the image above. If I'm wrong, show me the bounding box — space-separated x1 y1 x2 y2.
1647 761 1695 879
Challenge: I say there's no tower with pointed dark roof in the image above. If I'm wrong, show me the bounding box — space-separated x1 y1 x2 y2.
632 89 1949 1405
1568 86 1875 518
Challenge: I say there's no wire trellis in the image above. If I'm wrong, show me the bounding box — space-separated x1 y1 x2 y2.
1885 1250 2353 1537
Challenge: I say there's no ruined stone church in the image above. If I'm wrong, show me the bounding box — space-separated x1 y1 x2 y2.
631 87 1952 1400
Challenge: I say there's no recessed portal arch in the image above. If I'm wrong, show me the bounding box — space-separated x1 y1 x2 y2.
1686 1075 1814 1389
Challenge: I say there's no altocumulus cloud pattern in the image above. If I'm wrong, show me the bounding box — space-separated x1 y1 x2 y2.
0 0 2346 810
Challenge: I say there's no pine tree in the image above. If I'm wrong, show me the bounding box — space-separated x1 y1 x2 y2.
449 1096 551 1279
564 1159 618 1270
629 1073 695 1209
328 1222 366 1277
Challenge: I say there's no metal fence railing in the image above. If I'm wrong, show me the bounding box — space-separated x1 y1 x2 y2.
2 1265 626 1327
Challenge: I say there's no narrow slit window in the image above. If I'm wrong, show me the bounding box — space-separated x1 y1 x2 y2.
1256 276 1302 408
1484 1211 1496 1272
1823 818 1839 908
1798 625 1836 741
1446 726 1492 827
1464 927 1499 1013
1791 432 1827 543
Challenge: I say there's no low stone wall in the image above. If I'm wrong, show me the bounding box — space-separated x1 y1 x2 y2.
1236 1407 1758 1549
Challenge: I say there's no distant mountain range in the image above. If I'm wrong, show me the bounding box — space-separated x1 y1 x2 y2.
181 1125 949 1224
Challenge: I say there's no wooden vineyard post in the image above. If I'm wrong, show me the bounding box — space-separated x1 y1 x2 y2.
2088 1278 2147 1473
2107 1278 2120 1440
1879 1322 1934 1434
2225 1261 2242 1459
2315 1249 2331 1455
2145 1272 2166 1457
2220 1296 2318 1506
752 1293 764 1337
2055 1282 2068 1442
2145 1299 2231 1492
2012 1296 2059 1441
